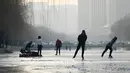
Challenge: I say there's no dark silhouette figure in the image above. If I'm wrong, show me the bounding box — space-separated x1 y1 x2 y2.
73 30 87 60
66 46 68 50
101 37 117 58
5 40 8 48
0 31 5 48
25 41 33 53
55 39 62 55
1 33 9 48
20 48 26 54
37 36 43 56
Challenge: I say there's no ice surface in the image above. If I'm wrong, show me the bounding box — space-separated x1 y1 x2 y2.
0 49 130 73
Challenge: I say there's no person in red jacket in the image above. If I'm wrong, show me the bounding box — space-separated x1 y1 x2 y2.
55 39 62 55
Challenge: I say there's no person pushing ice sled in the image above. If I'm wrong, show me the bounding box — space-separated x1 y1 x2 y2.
20 41 39 57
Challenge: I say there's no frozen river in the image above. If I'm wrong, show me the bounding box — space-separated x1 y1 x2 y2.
0 49 130 73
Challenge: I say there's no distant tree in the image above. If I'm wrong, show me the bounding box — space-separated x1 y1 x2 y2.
111 14 130 41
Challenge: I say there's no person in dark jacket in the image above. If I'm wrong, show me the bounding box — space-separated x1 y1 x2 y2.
73 30 87 60
55 39 62 55
25 41 33 53
37 36 43 56
101 37 117 58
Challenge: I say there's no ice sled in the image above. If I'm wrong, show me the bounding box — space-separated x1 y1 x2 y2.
19 52 42 57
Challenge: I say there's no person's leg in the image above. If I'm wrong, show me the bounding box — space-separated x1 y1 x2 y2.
101 46 108 57
81 44 85 60
59 47 60 55
38 49 40 55
73 43 81 58
40 45 42 56
40 49 41 56
39 48 41 56
55 47 58 55
38 45 40 55
109 47 113 57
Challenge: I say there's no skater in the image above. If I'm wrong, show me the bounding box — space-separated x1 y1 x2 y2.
73 30 87 60
37 36 43 56
101 37 117 58
55 39 62 55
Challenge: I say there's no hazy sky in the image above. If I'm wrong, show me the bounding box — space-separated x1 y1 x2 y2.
27 0 78 5
25 0 130 41
27 1 78 34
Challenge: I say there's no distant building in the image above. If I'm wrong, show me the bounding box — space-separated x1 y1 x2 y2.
78 0 107 32
78 0 117 41
27 2 78 34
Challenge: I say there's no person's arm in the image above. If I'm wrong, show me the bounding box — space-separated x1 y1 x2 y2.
41 40 44 46
78 35 80 42
61 41 62 47
85 35 87 41
55 41 57 47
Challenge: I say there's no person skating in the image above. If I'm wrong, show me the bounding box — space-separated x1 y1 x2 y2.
101 37 117 58
73 30 87 60
55 39 62 55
